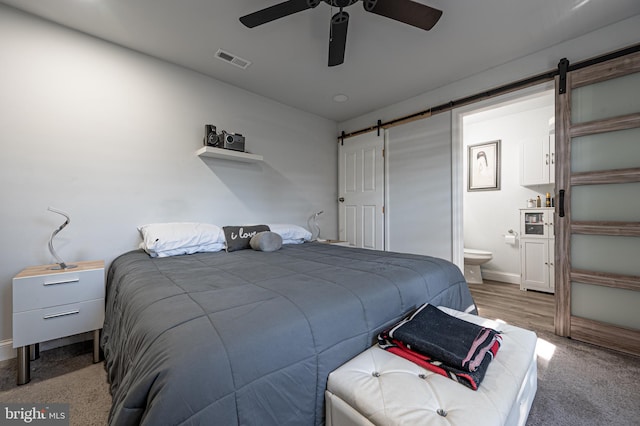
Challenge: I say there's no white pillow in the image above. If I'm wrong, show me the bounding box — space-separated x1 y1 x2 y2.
141 242 226 258
267 224 312 243
281 238 306 245
138 222 225 257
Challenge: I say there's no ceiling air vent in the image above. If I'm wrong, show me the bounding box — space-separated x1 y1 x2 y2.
215 49 251 69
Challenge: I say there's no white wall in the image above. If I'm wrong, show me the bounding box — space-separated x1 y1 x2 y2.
463 92 554 283
0 6 338 348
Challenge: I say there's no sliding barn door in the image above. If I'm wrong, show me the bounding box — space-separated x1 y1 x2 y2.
555 51 640 356
338 131 384 250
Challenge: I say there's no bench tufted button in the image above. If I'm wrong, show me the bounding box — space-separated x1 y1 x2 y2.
437 408 448 417
372 371 380 377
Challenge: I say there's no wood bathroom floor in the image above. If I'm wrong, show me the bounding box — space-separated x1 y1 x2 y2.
468 279 555 334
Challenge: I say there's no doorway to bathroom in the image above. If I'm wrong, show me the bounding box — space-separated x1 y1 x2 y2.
452 82 556 299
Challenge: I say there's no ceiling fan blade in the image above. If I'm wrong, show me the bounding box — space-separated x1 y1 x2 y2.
363 0 442 31
328 11 349 67
240 0 319 28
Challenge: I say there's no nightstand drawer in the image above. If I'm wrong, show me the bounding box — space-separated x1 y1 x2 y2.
12 299 104 348
13 268 104 312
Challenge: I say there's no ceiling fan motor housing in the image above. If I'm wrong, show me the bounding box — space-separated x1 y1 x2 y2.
324 0 360 8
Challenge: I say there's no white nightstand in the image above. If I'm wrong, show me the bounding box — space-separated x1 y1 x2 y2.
12 260 105 385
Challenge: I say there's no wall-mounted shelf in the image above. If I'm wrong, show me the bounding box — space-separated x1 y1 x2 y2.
196 146 263 163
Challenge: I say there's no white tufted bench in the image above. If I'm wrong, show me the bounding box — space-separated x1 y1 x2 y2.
325 307 538 426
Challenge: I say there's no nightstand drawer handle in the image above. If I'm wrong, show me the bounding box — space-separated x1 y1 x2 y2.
43 278 80 286
43 310 80 319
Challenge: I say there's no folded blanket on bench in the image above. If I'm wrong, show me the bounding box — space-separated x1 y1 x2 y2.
377 304 502 390
387 303 501 372
378 332 500 390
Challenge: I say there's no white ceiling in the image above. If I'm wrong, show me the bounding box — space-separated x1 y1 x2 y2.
2 0 639 122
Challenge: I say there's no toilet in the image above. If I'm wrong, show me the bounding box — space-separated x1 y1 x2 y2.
463 248 493 284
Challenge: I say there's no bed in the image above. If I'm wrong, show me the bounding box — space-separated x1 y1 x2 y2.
101 242 476 425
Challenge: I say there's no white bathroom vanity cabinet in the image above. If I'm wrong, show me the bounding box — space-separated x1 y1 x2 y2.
519 208 555 293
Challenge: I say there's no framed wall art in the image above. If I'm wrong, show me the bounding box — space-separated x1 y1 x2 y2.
468 140 501 191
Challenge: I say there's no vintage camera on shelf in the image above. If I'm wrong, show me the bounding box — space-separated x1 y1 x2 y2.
204 124 218 147
203 125 246 152
219 131 245 152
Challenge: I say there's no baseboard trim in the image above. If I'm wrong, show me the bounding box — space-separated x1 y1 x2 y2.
0 333 94 362
482 270 521 285
0 339 16 362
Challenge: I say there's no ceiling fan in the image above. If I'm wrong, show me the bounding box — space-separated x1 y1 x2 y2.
239 0 442 67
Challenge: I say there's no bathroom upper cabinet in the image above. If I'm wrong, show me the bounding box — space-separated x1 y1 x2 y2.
520 208 555 293
520 134 555 186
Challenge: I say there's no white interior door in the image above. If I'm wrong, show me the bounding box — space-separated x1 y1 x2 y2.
338 131 384 249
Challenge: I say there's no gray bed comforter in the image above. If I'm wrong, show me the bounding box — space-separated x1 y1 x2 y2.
102 243 476 425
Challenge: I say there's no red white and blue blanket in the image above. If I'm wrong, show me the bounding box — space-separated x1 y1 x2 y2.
378 304 501 390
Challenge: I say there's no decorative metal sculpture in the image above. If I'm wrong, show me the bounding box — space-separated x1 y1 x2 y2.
47 207 77 270
307 210 323 241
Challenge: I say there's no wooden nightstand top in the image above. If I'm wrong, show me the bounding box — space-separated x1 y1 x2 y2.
15 260 105 279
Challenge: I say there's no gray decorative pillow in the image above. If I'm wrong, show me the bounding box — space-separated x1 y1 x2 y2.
223 225 270 252
250 231 283 252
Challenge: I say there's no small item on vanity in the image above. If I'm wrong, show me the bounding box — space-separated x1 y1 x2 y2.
536 196 541 207
527 199 536 208
551 197 555 207
545 193 551 207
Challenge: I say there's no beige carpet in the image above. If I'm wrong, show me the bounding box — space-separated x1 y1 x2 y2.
0 342 110 426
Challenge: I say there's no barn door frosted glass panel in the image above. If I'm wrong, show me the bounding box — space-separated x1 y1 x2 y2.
571 72 640 123
572 234 640 277
571 128 640 173
571 282 640 329
571 183 640 222
569 64 640 335
571 235 640 330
